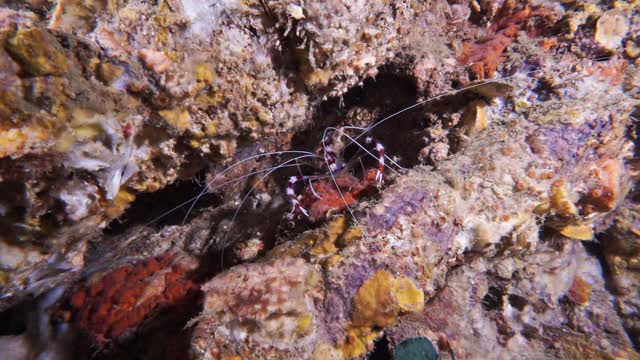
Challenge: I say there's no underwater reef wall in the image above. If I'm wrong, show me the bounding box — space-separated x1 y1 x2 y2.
0 0 639 359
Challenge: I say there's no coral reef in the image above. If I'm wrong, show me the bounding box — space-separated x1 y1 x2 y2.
384 238 635 359
189 20 640 358
0 0 639 359
0 0 452 309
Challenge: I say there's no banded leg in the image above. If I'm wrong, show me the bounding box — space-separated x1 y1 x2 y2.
287 175 311 218
365 136 385 183
322 135 343 174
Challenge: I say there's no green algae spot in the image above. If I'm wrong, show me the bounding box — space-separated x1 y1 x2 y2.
394 336 438 360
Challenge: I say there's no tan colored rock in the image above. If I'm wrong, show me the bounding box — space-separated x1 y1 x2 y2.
138 48 171 74
595 9 629 51
193 257 323 357
158 108 192 132
5 29 68 76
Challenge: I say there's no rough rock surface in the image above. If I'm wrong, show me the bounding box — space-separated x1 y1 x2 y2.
0 0 639 359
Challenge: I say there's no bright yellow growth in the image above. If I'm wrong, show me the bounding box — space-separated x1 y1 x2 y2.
310 216 347 257
352 271 425 328
158 108 192 132
338 326 381 359
394 276 425 312
338 226 363 247
560 224 594 241
344 271 425 358
0 125 49 158
352 270 398 328
550 182 578 216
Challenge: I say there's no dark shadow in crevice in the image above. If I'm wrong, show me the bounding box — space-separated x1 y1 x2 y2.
104 168 220 237
292 68 424 172
80 298 202 360
482 285 505 312
368 333 392 360
0 299 33 336
262 69 427 246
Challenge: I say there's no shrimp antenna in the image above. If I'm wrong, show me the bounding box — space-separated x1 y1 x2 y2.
218 154 323 267
182 150 318 226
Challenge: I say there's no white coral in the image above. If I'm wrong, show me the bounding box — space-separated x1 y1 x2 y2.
57 182 99 221
65 115 146 200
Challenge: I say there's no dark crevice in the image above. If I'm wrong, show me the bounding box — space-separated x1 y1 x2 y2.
592 209 640 350
482 285 505 312
368 333 392 360
226 69 426 251
0 299 33 336
104 168 220 236
81 299 201 360
107 65 480 250
291 64 491 171
255 70 428 247
293 68 422 164
508 294 528 311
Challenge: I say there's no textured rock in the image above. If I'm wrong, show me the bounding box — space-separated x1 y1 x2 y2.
0 0 454 309
385 239 636 359
6 29 69 76
595 9 630 51
192 257 323 358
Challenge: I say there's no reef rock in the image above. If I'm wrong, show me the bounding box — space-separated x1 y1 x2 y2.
192 257 323 358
